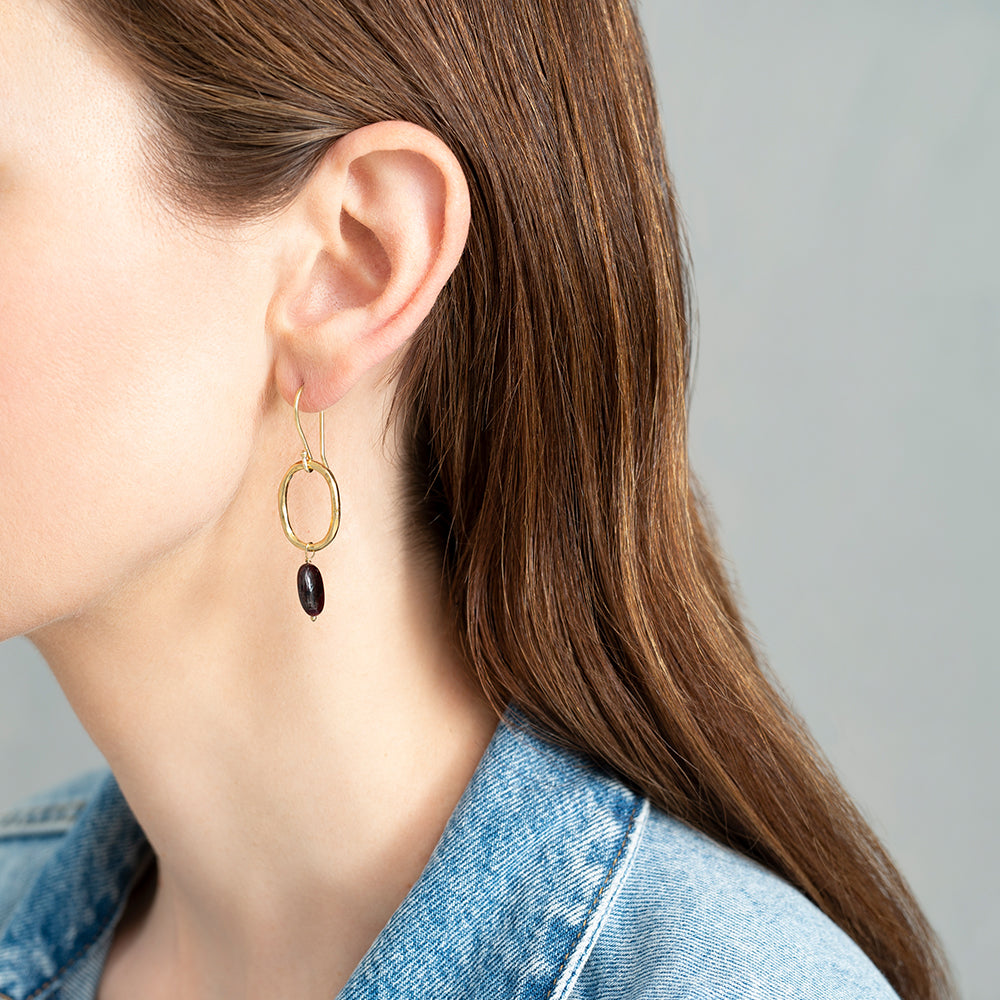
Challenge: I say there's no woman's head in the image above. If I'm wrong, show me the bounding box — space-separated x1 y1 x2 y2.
41 0 693 567
2 0 951 996
0 0 472 636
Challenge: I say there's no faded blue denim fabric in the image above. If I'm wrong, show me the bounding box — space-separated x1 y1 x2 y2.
0 711 899 999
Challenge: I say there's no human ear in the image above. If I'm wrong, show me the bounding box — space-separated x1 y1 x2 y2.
268 120 471 411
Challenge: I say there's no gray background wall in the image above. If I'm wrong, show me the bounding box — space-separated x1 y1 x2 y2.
1 1 996 997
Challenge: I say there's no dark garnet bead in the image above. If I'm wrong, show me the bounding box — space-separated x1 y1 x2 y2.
297 562 325 618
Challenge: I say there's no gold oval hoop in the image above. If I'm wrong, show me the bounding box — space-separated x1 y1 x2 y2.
278 457 341 552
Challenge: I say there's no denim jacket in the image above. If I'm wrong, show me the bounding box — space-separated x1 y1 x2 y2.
0 712 899 999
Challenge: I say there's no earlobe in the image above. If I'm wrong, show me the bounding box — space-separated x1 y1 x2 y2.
270 121 471 412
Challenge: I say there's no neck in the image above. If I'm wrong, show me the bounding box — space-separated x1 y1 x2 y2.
27 384 500 998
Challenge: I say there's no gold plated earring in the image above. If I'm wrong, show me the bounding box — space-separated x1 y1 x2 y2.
278 386 341 620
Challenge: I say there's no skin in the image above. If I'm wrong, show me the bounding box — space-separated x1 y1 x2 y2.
0 0 499 996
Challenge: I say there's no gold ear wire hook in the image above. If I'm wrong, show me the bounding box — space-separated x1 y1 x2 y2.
293 385 328 470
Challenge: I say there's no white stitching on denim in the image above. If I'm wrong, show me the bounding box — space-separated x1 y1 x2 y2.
0 800 88 836
544 797 642 1000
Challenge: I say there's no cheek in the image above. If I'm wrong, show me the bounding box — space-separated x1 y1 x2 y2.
0 166 271 634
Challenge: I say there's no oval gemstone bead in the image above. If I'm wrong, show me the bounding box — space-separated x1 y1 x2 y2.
297 562 325 618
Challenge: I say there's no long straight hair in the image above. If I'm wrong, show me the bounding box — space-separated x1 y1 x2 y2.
61 0 952 995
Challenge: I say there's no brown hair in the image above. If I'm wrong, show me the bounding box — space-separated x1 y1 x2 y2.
59 0 952 995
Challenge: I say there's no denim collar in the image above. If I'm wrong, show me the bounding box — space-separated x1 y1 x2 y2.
0 773 152 1000
0 710 643 999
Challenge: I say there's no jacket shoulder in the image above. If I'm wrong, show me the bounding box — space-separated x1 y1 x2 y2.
570 801 900 999
0 770 110 932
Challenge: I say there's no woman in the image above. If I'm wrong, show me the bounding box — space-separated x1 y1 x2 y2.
0 0 953 997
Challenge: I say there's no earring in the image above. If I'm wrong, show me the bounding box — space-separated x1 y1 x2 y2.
278 386 341 620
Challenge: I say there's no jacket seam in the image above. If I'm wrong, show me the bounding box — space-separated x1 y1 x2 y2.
0 847 152 1000
544 797 642 1000
0 801 89 841
0 927 104 1000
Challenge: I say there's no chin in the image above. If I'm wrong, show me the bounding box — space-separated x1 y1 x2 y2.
0 573 96 650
